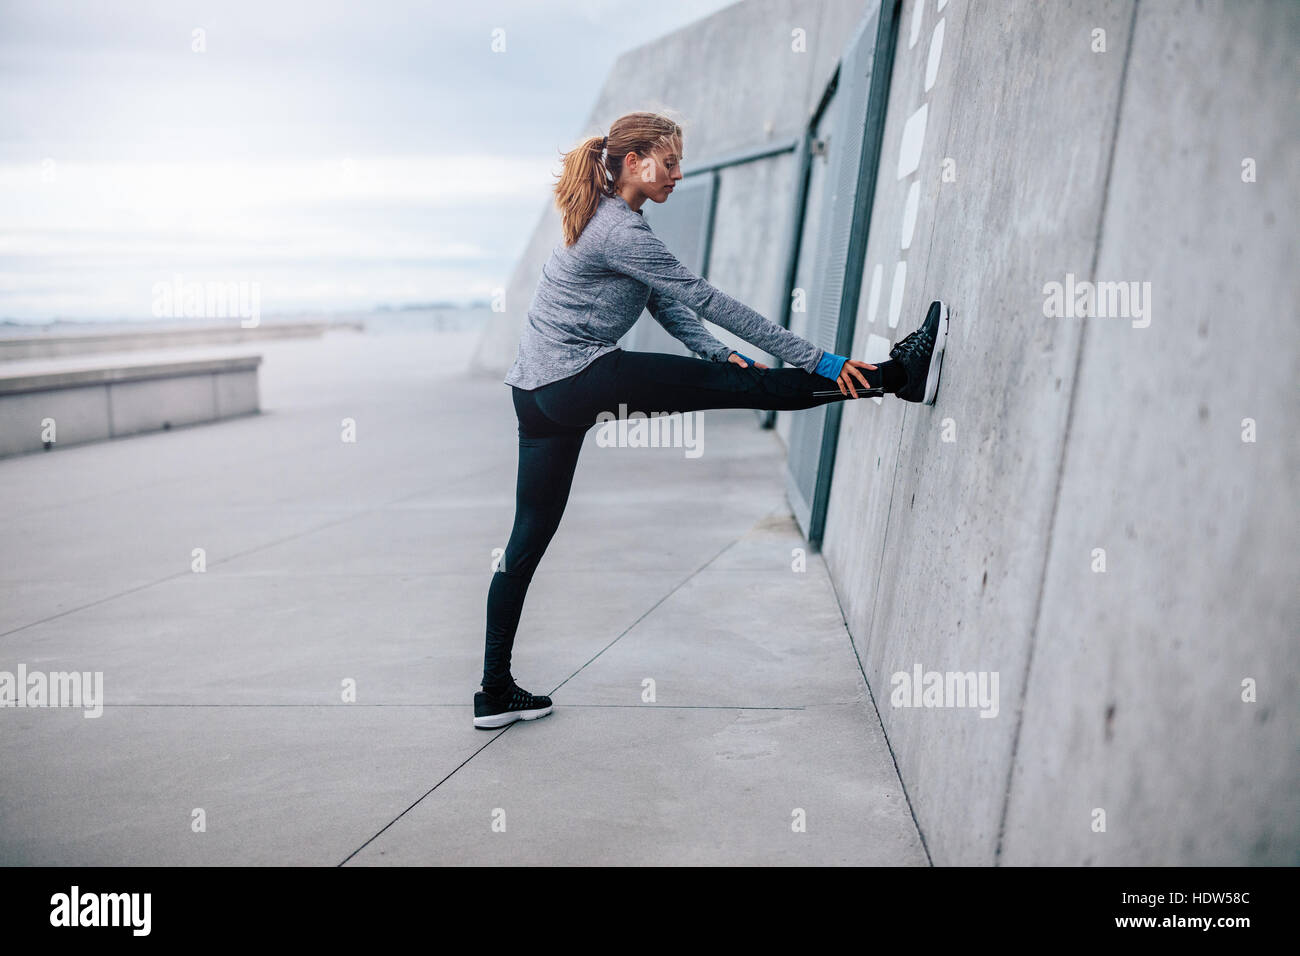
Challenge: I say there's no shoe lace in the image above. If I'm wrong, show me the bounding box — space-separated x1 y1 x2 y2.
506 683 540 709
891 324 933 360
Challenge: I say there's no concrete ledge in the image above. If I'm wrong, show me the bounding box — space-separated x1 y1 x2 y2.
0 355 262 458
0 355 263 394
0 320 359 361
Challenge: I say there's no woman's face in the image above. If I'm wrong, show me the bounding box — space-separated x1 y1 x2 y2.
626 138 684 203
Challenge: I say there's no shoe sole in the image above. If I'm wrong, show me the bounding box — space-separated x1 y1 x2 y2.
473 704 554 729
921 301 949 406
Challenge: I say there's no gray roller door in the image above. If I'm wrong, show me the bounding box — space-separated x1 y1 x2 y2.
785 0 901 549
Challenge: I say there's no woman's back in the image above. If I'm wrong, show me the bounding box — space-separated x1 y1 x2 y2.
505 192 649 390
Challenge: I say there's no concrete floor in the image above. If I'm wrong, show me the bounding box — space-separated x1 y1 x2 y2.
0 328 927 865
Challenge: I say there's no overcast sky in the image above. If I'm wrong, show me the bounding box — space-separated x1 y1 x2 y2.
0 0 737 321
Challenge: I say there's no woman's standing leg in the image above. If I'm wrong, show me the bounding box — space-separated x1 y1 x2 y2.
481 387 587 696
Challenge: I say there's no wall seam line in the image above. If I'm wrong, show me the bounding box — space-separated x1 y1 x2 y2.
852 0 969 867
831 0 958 868
992 0 1141 865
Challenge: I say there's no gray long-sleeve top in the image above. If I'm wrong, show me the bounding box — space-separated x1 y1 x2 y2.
504 191 825 390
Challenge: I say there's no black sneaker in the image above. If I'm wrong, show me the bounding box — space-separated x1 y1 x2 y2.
890 300 949 405
473 682 554 729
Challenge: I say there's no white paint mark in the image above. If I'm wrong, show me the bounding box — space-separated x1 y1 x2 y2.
925 18 945 92
901 181 920 250
908 0 924 49
897 102 929 180
865 333 892 404
889 260 907 329
937 0 948 11
867 263 883 323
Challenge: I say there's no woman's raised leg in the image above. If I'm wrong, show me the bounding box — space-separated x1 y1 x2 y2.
532 348 894 427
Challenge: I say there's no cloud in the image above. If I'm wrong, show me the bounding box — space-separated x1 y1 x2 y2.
0 0 734 319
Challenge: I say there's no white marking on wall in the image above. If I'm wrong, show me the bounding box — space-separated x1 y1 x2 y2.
897 103 929 180
908 0 925 49
865 333 893 405
901 181 920 250
925 18 945 92
889 260 907 329
855 1 956 355
867 263 883 323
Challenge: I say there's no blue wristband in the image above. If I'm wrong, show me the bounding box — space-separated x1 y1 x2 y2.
814 350 848 381
731 351 758 366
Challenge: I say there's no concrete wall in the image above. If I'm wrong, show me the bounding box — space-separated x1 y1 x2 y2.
0 357 262 457
821 0 1298 865
471 0 869 378
998 0 1299 866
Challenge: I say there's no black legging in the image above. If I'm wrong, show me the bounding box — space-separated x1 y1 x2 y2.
481 347 898 692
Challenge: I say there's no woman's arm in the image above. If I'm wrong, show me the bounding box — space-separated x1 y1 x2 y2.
603 214 825 374
645 289 735 362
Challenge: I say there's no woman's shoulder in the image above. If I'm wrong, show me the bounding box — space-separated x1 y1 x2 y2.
593 193 653 245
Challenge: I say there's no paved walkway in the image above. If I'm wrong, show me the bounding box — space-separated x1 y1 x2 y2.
0 327 927 865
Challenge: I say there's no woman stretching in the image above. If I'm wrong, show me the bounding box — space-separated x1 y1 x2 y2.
475 110 949 728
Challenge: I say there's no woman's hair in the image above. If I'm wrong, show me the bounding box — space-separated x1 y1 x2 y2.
552 110 684 246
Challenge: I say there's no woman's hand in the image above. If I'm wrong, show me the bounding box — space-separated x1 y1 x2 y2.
728 351 769 370
836 358 878 398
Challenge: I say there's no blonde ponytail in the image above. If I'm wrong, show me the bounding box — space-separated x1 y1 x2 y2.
554 134 612 247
